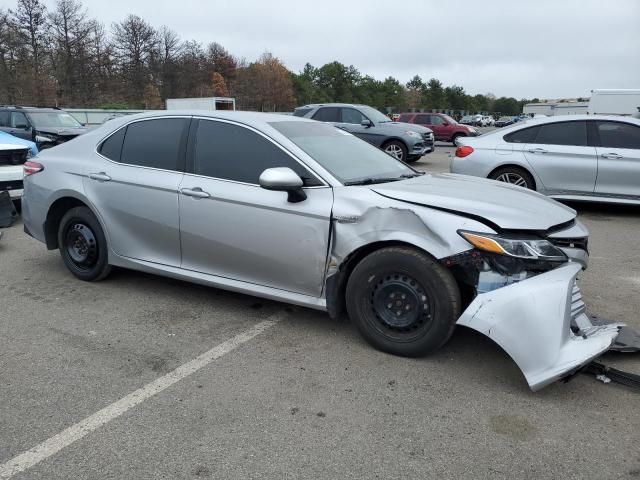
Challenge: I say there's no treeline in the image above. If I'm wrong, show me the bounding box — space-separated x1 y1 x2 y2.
0 0 536 115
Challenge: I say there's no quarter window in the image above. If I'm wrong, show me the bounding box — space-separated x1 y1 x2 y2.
120 118 189 171
193 120 322 186
98 127 126 161
504 126 541 143
533 121 587 146
312 107 340 122
596 121 640 149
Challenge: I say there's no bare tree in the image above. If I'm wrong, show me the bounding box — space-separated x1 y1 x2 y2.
11 0 49 104
111 14 158 106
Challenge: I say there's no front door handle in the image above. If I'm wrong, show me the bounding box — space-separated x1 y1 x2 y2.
527 148 548 154
601 152 623 160
88 172 111 182
180 187 211 199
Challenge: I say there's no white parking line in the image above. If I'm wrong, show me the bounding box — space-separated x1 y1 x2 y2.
0 313 285 479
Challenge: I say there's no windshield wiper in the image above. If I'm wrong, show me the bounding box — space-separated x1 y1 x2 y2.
344 173 421 186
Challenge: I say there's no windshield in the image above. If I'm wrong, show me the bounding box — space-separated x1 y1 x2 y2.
29 112 83 128
359 106 392 123
270 121 416 184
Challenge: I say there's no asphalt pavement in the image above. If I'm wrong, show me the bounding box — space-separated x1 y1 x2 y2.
1 146 639 479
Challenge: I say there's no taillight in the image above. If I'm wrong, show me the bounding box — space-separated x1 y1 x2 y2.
455 146 474 158
23 161 44 176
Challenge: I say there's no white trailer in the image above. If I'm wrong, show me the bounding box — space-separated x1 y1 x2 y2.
165 97 236 111
588 89 640 117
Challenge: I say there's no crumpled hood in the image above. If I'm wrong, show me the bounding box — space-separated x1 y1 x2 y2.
372 173 576 231
36 126 88 137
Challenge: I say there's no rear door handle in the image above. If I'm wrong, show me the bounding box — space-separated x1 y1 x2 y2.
88 172 111 182
180 187 211 199
601 153 623 160
527 148 547 154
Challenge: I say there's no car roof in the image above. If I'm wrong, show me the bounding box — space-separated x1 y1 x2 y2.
506 114 640 127
0 106 65 112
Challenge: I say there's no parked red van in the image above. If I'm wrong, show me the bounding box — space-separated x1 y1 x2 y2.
398 112 479 144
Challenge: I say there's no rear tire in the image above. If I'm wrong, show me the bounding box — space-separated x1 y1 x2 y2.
58 206 111 282
345 246 461 357
489 166 535 190
383 140 408 162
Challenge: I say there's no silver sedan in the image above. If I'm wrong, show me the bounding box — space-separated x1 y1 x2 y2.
20 111 625 390
451 115 640 204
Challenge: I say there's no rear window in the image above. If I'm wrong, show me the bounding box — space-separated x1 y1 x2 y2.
504 126 540 144
312 107 340 122
293 108 312 117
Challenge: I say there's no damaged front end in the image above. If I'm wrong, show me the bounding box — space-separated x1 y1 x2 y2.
445 238 624 391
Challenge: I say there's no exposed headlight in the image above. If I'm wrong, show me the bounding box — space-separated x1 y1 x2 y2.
35 134 54 143
458 231 567 261
405 131 421 139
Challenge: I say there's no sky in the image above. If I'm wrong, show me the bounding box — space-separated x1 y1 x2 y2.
39 0 640 99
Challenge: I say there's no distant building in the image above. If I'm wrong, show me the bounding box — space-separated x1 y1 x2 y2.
523 100 588 116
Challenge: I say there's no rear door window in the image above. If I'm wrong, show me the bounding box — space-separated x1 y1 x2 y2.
398 114 412 123
414 114 431 124
312 107 340 122
120 118 189 171
533 121 587 146
596 121 640 149
0 111 9 127
293 108 312 117
504 126 541 143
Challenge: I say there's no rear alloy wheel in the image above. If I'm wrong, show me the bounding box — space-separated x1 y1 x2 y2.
346 247 461 357
383 141 408 162
489 166 535 190
58 206 111 281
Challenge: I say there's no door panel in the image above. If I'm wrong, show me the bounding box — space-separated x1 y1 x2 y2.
179 179 332 296
594 120 640 197
84 159 184 265
523 121 597 194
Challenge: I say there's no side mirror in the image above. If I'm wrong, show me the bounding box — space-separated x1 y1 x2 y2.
259 167 307 203
442 121 449 126
15 123 29 130
361 119 373 128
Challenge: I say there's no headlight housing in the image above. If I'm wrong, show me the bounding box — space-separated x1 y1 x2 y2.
405 131 421 139
35 134 54 143
458 230 567 262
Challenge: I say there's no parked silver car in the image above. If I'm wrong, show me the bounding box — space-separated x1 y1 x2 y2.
22 111 623 390
294 103 434 162
451 115 640 204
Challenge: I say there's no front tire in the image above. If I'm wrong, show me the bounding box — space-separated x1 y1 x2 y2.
345 246 461 357
383 140 408 162
58 206 111 281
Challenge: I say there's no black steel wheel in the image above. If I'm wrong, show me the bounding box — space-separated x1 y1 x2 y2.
58 206 111 281
346 246 461 357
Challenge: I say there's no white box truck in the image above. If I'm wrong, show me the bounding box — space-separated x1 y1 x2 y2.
588 89 640 117
165 97 236 111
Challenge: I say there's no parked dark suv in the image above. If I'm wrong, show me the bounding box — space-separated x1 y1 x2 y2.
398 112 479 144
0 106 88 150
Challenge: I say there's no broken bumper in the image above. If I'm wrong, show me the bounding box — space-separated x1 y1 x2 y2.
456 262 620 391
